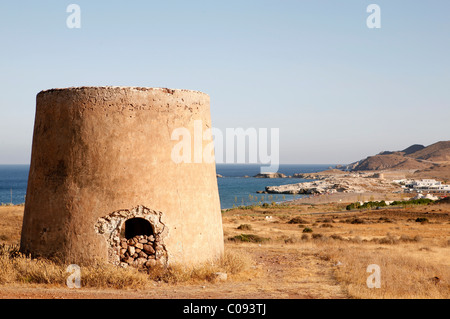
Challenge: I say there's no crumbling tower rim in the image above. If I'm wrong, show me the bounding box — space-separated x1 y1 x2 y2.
37 86 209 97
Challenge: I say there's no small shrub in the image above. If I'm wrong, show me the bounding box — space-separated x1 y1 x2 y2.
301 234 309 241
351 218 366 224
288 217 309 224
330 234 344 241
394 235 423 243
377 235 399 245
237 224 252 231
228 234 269 243
320 223 333 228
378 217 394 223
302 227 313 233
346 202 360 210
312 233 324 240
284 237 298 244
415 217 429 224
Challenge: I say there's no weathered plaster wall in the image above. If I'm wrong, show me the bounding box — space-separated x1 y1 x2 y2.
20 87 224 266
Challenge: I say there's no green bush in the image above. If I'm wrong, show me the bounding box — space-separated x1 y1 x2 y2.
391 198 433 206
302 227 313 233
346 202 361 210
228 234 269 243
347 198 434 211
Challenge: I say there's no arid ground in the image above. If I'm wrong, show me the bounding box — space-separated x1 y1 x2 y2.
0 194 449 299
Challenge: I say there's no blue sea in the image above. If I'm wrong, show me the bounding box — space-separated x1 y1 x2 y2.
215 164 333 208
0 164 334 209
0 165 28 205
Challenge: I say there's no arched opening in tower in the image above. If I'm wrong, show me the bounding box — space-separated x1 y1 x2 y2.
95 206 168 268
123 217 154 239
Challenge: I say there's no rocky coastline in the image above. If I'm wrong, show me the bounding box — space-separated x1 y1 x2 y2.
262 171 400 195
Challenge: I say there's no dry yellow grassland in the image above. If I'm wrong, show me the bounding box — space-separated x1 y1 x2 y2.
0 202 448 299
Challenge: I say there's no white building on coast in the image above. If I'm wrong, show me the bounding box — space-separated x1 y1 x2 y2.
395 179 450 194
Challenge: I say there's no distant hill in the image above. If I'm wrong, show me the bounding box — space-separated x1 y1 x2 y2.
407 141 450 162
376 144 424 157
350 141 450 172
351 154 429 171
401 144 425 155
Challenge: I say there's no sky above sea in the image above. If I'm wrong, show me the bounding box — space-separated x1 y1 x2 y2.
1 1 449 165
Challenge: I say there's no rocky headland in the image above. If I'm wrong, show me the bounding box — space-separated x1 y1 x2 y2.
263 171 401 195
254 172 287 178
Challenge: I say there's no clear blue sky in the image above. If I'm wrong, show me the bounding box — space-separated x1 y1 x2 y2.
1 1 449 164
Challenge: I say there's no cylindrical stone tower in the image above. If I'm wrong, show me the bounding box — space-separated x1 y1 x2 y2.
20 86 224 267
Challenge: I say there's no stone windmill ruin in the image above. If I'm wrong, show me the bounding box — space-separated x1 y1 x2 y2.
20 87 224 269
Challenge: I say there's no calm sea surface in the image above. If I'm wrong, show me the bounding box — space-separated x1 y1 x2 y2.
0 164 334 209
0 165 28 205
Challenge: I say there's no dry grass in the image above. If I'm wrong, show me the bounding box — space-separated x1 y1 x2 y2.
0 205 254 289
0 244 151 288
0 206 23 244
147 250 254 284
315 241 450 299
0 206 255 295
1 201 448 298
222 201 450 299
0 243 252 288
0 244 66 286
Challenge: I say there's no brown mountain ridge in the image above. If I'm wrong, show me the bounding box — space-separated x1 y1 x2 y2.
349 141 450 174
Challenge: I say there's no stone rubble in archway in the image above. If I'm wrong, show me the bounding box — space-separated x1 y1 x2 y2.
94 205 168 268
